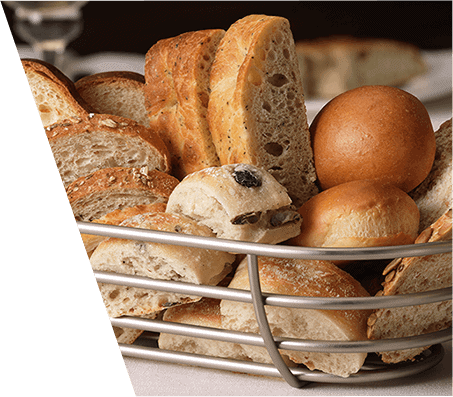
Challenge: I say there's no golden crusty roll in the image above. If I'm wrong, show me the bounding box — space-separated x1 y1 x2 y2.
288 180 420 264
310 85 436 192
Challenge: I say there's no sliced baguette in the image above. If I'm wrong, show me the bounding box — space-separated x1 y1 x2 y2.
66 166 178 221
207 15 318 207
367 209 452 363
144 29 225 180
220 256 372 378
75 71 150 128
409 118 452 232
82 202 168 258
22 58 94 127
46 113 171 187
90 212 236 318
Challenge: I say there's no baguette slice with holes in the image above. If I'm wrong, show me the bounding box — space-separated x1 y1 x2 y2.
144 29 225 180
46 113 171 187
409 119 452 232
75 71 150 128
220 256 372 377
67 167 178 221
207 15 318 207
22 58 94 127
367 209 452 363
90 212 235 318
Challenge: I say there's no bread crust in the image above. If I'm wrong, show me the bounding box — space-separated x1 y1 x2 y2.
207 15 318 207
367 209 452 363
22 58 95 127
144 29 225 179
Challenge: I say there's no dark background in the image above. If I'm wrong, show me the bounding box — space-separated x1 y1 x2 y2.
3 1 452 56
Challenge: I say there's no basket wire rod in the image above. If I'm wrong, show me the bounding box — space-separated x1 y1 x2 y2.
112 316 452 353
119 338 446 384
77 221 452 261
94 270 452 310
246 253 309 388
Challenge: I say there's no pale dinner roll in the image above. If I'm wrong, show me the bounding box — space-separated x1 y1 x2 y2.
310 85 436 192
288 180 420 259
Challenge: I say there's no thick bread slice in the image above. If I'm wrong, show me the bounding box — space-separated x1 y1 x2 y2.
22 58 94 127
207 15 318 207
90 212 236 318
367 209 452 363
166 164 301 244
82 202 168 258
75 71 150 128
295 36 428 99
409 118 452 232
46 113 171 187
66 166 178 221
220 257 372 378
144 29 225 180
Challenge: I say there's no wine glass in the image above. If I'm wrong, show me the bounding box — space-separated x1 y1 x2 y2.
4 1 87 74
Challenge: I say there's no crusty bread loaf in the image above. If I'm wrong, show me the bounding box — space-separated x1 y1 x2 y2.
82 202 167 258
288 180 420 265
66 167 178 221
159 297 253 362
310 85 436 192
144 29 225 180
220 256 372 378
75 71 150 128
46 113 171 187
296 36 428 99
367 209 452 363
166 164 301 244
22 58 94 127
90 212 235 318
409 118 452 232
207 14 318 207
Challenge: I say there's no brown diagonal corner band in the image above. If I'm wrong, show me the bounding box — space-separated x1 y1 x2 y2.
0 8 134 397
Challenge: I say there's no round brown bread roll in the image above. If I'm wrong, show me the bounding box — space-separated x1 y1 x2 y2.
310 85 436 192
288 180 420 263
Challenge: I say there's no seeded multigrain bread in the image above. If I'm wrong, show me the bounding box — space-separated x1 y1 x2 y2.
220 256 372 378
75 71 150 127
66 167 178 221
144 29 225 180
90 212 235 318
409 119 452 232
207 15 318 208
81 202 168 257
367 209 452 363
22 58 94 127
46 113 171 187
166 164 301 244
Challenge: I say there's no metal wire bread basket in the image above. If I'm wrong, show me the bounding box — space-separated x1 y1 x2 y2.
78 221 452 389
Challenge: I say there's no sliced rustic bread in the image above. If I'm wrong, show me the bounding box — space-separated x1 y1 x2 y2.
66 166 178 221
82 202 168 258
295 36 428 99
207 14 318 207
90 212 236 318
220 256 372 378
75 71 150 128
46 113 171 187
22 58 94 127
409 118 452 232
144 29 225 180
367 209 452 363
